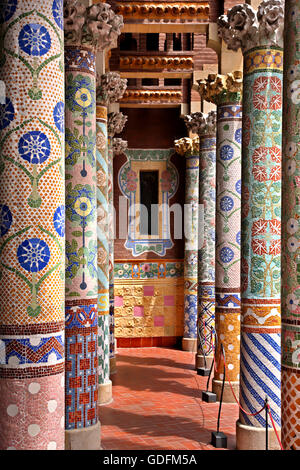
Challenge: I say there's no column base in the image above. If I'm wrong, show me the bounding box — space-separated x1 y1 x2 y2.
195 353 213 372
65 421 101 450
236 419 281 450
98 380 113 406
212 378 239 403
110 357 117 375
182 337 197 352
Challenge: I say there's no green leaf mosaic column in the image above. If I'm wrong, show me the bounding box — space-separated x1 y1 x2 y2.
198 73 243 402
281 0 300 451
175 137 200 352
107 111 128 375
96 73 126 404
63 0 123 449
185 112 217 371
218 0 284 450
0 0 65 450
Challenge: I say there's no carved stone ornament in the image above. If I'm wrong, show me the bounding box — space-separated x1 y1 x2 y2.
119 55 194 71
113 138 128 156
114 2 209 20
64 0 124 50
108 112 128 138
197 71 243 105
174 136 199 157
183 112 206 135
96 72 127 106
121 89 182 103
217 0 284 53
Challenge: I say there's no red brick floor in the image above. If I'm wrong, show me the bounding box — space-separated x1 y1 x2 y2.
99 347 239 450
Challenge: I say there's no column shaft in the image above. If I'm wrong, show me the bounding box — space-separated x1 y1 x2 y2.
183 152 199 352
108 137 116 374
197 134 216 370
65 44 100 449
213 102 242 402
238 45 283 448
281 0 300 451
96 104 111 404
0 0 65 449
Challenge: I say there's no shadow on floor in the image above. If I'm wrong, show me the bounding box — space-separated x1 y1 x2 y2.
116 351 196 371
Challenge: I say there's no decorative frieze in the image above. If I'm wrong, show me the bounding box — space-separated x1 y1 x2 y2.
120 55 194 70
114 2 209 20
121 89 182 103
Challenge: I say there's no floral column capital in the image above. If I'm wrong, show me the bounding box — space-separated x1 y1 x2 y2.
96 72 127 106
184 111 217 137
217 0 284 54
197 71 243 105
113 138 128 156
108 112 128 138
64 0 124 49
174 136 199 157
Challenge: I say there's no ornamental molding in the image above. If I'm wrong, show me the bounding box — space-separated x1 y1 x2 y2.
64 0 124 50
113 2 209 20
121 89 182 103
217 0 284 54
197 71 243 105
174 136 199 156
96 72 127 106
184 111 216 136
113 138 128 155
108 112 128 137
120 55 194 70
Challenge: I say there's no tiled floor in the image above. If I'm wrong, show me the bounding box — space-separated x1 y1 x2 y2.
99 347 239 450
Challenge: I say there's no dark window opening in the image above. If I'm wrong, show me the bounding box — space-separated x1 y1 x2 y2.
142 78 159 86
146 33 159 51
140 170 159 236
120 33 137 51
173 33 182 51
164 78 181 87
127 78 137 87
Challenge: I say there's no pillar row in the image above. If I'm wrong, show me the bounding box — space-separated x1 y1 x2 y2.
174 137 200 353
0 0 65 450
198 72 243 402
107 111 128 376
219 0 284 450
184 112 217 372
96 72 127 404
63 0 123 449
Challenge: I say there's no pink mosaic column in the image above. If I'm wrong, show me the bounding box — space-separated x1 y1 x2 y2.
0 0 65 450
281 0 300 451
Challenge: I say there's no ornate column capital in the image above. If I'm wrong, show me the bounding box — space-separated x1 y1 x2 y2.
108 112 128 138
113 138 128 156
183 111 217 136
197 71 243 105
174 137 199 156
217 0 284 54
96 72 127 106
64 0 124 49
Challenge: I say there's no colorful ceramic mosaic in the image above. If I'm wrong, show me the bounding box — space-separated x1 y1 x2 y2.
240 46 283 429
114 277 184 339
0 0 64 450
114 260 184 279
197 135 216 362
281 0 300 450
215 101 242 387
108 137 115 365
65 44 98 431
118 149 179 257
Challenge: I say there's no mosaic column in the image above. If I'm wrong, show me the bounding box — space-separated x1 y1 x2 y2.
219 0 284 449
281 0 300 450
96 73 126 404
174 137 199 352
107 111 128 375
185 112 217 372
64 1 123 449
198 73 243 402
0 0 65 450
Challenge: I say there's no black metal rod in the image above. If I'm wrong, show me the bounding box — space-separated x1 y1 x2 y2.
265 397 269 451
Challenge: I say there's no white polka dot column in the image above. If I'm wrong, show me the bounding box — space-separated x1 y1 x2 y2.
0 0 65 450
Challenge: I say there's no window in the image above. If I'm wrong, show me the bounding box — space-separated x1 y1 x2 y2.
146 33 159 51
140 170 159 236
142 78 159 87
